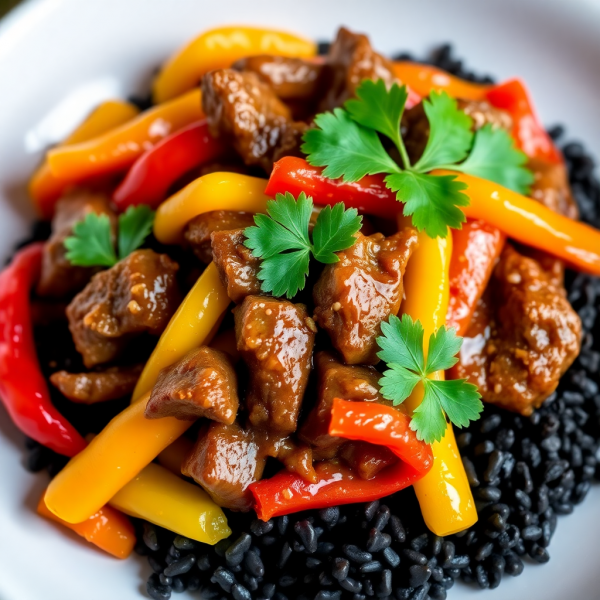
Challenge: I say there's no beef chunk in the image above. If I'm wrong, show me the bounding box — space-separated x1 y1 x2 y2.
145 346 239 423
340 442 398 480
37 191 117 298
211 228 263 303
67 249 180 367
49 364 142 404
182 421 266 511
451 245 581 415
313 229 418 365
184 211 256 264
528 157 578 219
234 296 316 434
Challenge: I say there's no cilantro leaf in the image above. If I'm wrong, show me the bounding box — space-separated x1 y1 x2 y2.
377 314 424 372
379 364 421 404
451 124 535 194
118 205 155 260
301 108 401 182
312 203 362 264
410 389 449 444
413 91 474 173
257 249 311 298
425 325 462 373
386 171 468 238
64 213 117 267
426 379 483 430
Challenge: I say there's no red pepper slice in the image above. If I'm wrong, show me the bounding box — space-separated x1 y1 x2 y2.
113 120 228 210
250 399 432 520
0 244 86 457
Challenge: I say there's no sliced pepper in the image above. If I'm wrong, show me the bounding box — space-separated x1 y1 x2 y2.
37 490 136 559
113 120 228 210
153 26 316 103
0 244 86 456
47 89 203 183
29 100 140 219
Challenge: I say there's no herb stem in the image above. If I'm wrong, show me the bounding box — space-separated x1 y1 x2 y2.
394 132 412 170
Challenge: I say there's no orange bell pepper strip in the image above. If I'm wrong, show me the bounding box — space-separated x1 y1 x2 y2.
47 89 203 183
153 26 316 103
29 100 140 219
37 490 136 559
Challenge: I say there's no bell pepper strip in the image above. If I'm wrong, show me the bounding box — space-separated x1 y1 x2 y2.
157 436 194 475
251 397 433 521
132 262 231 402
0 244 86 457
113 120 228 210
446 220 506 335
485 79 562 163
109 462 231 545
154 173 270 245
153 26 317 104
37 490 136 559
29 101 140 219
47 89 203 183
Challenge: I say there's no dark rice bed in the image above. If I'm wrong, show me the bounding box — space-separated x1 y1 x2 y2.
20 45 600 600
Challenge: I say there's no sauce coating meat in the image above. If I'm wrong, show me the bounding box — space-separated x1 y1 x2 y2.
313 229 418 365
528 157 578 220
451 245 581 415
234 296 316 434
67 249 180 368
145 346 238 423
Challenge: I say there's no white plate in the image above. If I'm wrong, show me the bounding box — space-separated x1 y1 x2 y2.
1 1 600 599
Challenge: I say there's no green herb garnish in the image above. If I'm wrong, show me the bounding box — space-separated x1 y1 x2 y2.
302 79 534 238
244 191 362 299
377 314 483 444
65 205 155 268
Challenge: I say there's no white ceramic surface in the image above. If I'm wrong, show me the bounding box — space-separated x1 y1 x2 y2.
0 1 600 599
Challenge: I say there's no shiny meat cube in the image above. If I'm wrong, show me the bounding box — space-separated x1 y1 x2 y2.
234 296 316 434
37 190 117 298
211 228 263 303
182 421 266 511
528 157 578 219
313 229 418 365
67 249 180 368
145 347 239 423
340 442 398 480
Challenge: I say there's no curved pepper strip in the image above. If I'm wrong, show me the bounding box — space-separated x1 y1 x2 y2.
29 100 140 219
251 400 433 521
47 89 203 183
38 490 136 559
0 244 86 456
154 173 270 245
153 26 316 103
113 120 228 210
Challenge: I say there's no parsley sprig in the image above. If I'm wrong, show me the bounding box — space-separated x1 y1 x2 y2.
377 314 483 444
302 79 534 238
244 192 362 298
65 205 155 268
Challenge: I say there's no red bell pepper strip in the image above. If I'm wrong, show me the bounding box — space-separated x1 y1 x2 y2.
0 244 86 457
446 220 506 336
250 399 433 520
113 120 228 210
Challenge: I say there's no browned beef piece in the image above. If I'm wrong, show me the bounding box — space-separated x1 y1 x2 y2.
202 69 305 172
184 211 256 264
67 249 180 368
37 191 117 298
182 421 266 511
49 364 142 404
211 229 262 303
145 346 239 423
234 296 316 434
313 229 418 365
340 442 398 480
451 245 581 415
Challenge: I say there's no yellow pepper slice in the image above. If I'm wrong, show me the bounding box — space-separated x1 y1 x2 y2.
109 463 231 545
399 222 478 536
154 173 270 245
29 100 140 219
153 26 317 104
47 89 203 182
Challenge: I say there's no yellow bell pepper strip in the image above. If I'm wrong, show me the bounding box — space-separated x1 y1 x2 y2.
37 490 136 559
109 462 231 545
29 100 140 219
132 262 231 401
153 26 317 103
154 173 270 245
47 89 203 183
399 222 478 536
